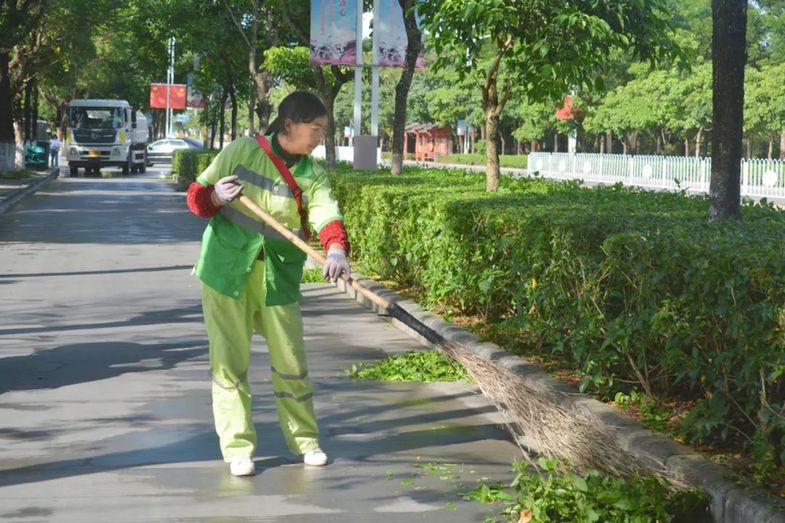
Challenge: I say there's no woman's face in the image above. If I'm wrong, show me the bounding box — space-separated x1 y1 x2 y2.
281 116 328 155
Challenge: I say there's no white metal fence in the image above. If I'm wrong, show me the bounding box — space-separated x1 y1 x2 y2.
526 152 785 200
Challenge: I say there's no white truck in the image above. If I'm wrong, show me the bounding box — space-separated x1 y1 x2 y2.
65 99 149 176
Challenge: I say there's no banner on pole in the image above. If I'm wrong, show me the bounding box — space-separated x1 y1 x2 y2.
150 83 187 109
310 0 358 66
375 0 425 68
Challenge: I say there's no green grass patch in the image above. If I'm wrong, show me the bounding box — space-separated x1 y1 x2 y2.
347 350 473 383
301 268 326 283
437 153 528 169
465 459 710 523
0 169 37 180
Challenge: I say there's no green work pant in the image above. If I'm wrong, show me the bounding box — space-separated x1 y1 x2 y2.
202 260 319 461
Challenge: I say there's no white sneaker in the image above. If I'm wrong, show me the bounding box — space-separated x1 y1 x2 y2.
303 448 328 466
229 458 256 476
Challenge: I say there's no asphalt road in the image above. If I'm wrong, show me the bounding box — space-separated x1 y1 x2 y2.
0 167 521 522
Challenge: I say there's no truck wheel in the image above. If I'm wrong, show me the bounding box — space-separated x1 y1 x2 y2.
70 166 78 177
140 162 146 173
122 159 130 176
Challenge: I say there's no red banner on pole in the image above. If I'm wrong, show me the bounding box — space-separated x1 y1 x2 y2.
150 83 187 109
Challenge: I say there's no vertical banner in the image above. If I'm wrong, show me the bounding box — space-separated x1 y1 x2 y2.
310 0 358 66
376 0 425 68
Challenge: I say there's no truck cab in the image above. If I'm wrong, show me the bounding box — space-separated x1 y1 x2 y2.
65 99 149 176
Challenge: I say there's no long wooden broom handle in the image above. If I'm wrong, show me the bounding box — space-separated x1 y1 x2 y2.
238 195 392 311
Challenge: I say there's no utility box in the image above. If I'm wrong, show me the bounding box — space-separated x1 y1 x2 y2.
353 135 378 171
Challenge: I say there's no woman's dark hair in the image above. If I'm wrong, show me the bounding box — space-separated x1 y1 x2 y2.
268 91 327 135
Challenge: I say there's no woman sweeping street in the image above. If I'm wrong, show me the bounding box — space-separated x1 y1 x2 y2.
186 91 351 477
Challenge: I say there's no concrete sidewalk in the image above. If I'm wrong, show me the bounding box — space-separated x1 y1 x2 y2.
0 167 60 216
0 226 520 523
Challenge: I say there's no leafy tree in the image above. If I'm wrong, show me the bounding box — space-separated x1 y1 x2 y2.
222 0 286 135
511 100 556 154
673 63 712 158
262 45 351 169
744 64 785 159
418 0 682 192
0 0 47 171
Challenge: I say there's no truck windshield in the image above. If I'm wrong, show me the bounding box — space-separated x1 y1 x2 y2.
67 107 125 130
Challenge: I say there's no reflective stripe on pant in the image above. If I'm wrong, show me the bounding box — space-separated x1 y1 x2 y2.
202 260 319 461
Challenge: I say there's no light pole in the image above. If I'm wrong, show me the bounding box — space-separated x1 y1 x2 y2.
166 37 175 138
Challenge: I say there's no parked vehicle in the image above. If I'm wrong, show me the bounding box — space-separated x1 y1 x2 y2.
23 140 49 170
65 99 149 176
146 137 203 165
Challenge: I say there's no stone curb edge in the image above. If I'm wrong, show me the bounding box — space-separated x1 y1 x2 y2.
330 273 785 523
0 169 59 216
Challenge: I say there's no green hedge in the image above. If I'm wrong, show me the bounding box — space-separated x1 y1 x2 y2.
329 165 785 462
172 148 220 190
437 153 528 169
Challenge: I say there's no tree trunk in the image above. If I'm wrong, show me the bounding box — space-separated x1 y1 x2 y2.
391 0 423 176
780 131 785 160
209 102 217 149
768 136 774 160
230 87 238 141
599 135 605 154
23 82 31 142
553 133 558 152
627 131 639 155
695 127 703 158
684 137 690 157
248 43 257 135
500 133 506 156
0 51 15 171
606 130 613 154
481 45 512 192
314 65 350 171
709 0 746 221
220 49 237 141
485 106 501 191
254 71 274 133
322 93 338 170
219 87 227 149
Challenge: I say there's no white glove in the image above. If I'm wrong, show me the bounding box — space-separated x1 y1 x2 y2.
323 247 351 282
213 175 243 205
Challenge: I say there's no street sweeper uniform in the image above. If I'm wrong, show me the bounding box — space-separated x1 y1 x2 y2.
186 134 349 463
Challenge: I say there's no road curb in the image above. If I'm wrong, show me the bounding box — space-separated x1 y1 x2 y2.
0 169 59 216
331 274 785 523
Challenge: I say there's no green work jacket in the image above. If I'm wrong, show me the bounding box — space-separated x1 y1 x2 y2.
194 135 342 305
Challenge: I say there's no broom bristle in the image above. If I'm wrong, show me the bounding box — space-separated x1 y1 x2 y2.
439 341 686 487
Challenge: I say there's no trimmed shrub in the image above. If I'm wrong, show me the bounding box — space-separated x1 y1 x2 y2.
329 165 785 461
172 148 220 190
